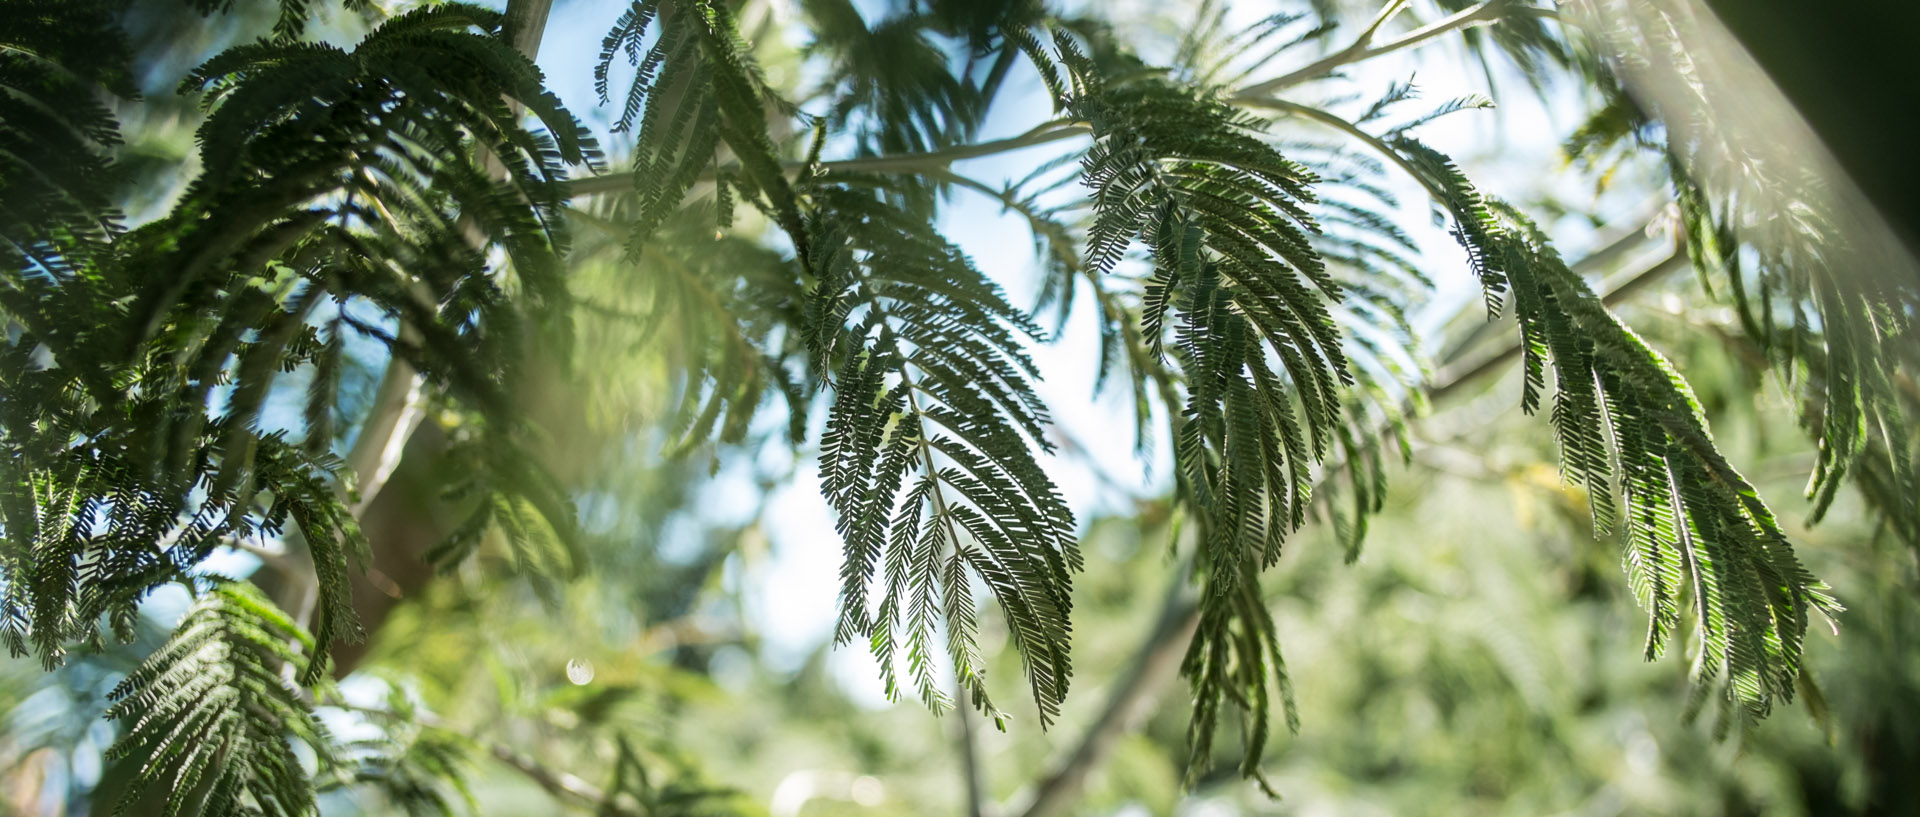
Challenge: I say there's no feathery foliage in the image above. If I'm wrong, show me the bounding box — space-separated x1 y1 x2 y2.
186 0 376 42
0 0 135 275
330 697 478 817
103 580 331 817
1391 132 1841 729
601 0 1082 728
2 1 595 674
568 202 809 456
805 182 1079 728
1013 26 1425 785
4 0 1913 812
595 0 805 252
1567 1 1920 553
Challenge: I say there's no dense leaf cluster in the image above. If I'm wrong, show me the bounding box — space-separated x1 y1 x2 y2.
2 0 1913 813
1395 135 1839 726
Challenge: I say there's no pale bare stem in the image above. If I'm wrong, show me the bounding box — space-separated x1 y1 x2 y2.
488 743 631 815
1243 97 1453 201
228 537 291 567
1357 0 1416 46
503 0 554 58
1233 0 1519 98
1431 243 1687 400
344 355 427 516
341 702 638 816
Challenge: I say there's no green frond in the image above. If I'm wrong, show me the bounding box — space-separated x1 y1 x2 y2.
104 580 331 817
330 698 477 817
568 202 809 453
1563 31 1919 555
803 0 984 158
1022 27 1426 781
429 421 585 601
596 0 808 256
1391 133 1842 726
0 0 134 275
188 0 378 42
1669 168 1920 551
803 183 1078 728
0 2 596 668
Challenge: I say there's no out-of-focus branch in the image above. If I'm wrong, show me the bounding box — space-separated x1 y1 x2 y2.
956 693 990 817
489 743 630 815
1431 248 1687 401
329 0 559 675
345 703 636 816
1010 575 1199 817
345 354 427 516
565 121 1092 198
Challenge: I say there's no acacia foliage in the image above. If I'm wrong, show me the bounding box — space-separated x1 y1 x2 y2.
1 2 595 683
0 0 1910 812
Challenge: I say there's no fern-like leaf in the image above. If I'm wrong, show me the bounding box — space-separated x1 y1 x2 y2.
1393 134 1842 729
104 581 331 817
806 183 1078 728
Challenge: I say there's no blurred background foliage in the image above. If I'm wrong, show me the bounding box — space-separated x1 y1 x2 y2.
4 0 1917 815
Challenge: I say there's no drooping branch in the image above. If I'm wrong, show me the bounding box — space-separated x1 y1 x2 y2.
1005 225 1686 815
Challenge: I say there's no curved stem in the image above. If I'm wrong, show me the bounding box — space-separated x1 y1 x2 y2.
1233 0 1517 98
1247 97 1452 203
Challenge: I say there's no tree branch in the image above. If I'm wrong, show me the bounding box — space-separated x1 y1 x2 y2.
1430 249 1688 400
565 121 1092 198
1011 576 1199 817
503 0 555 59
488 743 631 815
344 354 427 516
1233 0 1518 98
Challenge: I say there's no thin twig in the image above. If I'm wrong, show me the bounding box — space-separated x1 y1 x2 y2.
1245 97 1451 201
342 702 635 816
1430 250 1688 401
1233 0 1517 98
955 692 990 817
488 743 630 815
565 121 1092 198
